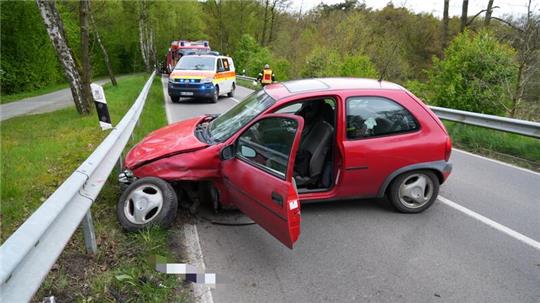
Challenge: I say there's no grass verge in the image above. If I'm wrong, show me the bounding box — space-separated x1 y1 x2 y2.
1 74 189 302
237 78 260 90
444 121 540 171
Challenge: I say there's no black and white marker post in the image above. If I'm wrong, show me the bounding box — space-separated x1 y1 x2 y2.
91 83 112 130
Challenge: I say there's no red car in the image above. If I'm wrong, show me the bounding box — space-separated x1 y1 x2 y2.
117 78 452 249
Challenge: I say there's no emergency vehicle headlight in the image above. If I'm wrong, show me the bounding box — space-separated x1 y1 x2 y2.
201 77 213 83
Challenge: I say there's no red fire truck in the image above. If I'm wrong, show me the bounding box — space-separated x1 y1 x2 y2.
165 40 211 74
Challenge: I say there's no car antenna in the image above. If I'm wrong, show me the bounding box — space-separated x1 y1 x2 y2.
378 44 399 82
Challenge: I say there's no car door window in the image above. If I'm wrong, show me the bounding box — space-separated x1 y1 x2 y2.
222 58 230 71
237 118 299 179
346 96 419 139
216 58 224 72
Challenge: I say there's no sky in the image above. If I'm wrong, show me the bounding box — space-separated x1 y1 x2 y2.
288 0 537 18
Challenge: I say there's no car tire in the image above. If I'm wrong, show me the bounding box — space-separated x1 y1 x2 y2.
170 96 180 103
117 177 178 232
227 83 236 97
210 86 219 103
387 170 439 213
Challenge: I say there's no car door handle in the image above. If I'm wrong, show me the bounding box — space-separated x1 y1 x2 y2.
271 192 283 206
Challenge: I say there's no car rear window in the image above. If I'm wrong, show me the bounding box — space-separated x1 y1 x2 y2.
346 96 419 139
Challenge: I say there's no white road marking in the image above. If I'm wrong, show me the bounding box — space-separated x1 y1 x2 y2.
452 148 540 176
438 195 540 251
183 224 215 303
230 97 240 103
161 74 214 303
160 75 174 123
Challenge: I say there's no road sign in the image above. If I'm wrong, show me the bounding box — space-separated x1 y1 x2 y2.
91 83 112 130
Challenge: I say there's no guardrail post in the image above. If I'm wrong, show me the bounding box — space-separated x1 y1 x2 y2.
81 210 97 254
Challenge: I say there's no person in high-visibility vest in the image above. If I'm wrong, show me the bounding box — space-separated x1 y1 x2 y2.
256 64 276 87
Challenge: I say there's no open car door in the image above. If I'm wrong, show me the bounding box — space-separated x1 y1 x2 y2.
221 114 304 249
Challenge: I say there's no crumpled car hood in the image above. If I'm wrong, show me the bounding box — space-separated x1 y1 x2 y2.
125 116 208 169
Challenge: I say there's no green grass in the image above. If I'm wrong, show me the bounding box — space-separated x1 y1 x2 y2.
237 78 260 90
444 121 540 171
0 82 70 104
1 74 189 302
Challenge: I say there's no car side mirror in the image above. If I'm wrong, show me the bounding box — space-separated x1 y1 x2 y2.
220 145 235 160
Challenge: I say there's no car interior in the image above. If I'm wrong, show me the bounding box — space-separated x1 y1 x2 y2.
275 98 336 192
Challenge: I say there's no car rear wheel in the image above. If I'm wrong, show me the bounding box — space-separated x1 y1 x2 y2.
170 95 180 103
117 177 178 231
227 83 236 97
210 86 219 103
388 170 439 213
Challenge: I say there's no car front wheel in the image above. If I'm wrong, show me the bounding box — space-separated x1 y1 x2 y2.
388 170 439 213
117 177 178 231
170 95 180 103
227 83 235 97
210 86 219 103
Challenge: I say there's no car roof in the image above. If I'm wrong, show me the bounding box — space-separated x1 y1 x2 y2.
264 78 406 100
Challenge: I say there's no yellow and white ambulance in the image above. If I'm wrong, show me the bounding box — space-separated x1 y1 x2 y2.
167 54 236 103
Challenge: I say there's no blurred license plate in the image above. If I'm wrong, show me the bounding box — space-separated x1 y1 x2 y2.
180 92 194 96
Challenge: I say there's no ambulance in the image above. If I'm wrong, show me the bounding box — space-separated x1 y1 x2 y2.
168 54 236 103
166 40 211 74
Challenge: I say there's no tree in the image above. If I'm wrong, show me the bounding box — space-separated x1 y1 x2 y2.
35 0 90 114
424 30 517 115
90 5 116 86
485 0 495 26
460 0 468 32
493 0 539 117
79 0 93 110
442 0 450 48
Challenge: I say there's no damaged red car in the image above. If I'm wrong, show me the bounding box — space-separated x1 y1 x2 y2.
117 78 452 249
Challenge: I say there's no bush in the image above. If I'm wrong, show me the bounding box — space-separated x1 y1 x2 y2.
301 47 378 79
424 30 517 115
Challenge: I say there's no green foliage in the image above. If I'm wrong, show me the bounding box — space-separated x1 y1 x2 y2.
340 54 379 78
301 47 378 79
233 34 290 80
422 31 517 115
0 1 63 94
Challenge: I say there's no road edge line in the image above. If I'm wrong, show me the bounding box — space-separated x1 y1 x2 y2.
161 75 174 123
183 224 215 303
161 74 214 303
438 195 540 251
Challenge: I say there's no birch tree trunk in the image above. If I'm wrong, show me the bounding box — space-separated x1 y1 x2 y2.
90 8 117 86
80 0 93 110
139 0 151 72
35 0 90 114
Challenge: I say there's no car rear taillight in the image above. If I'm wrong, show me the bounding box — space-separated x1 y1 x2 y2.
445 136 452 161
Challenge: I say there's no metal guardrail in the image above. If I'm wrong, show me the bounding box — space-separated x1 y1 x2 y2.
237 74 257 82
0 72 156 302
428 106 540 139
237 74 540 139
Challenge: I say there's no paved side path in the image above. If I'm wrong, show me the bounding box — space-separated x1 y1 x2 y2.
167 82 540 303
0 77 125 121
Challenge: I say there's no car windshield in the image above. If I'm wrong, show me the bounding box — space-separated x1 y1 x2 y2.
178 48 208 56
209 90 275 142
175 57 215 71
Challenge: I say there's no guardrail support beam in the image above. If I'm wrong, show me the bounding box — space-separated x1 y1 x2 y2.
81 210 97 254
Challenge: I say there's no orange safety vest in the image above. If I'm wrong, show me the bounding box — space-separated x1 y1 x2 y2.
262 69 273 84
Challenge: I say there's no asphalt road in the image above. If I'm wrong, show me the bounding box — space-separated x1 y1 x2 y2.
162 76 540 303
0 77 124 121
